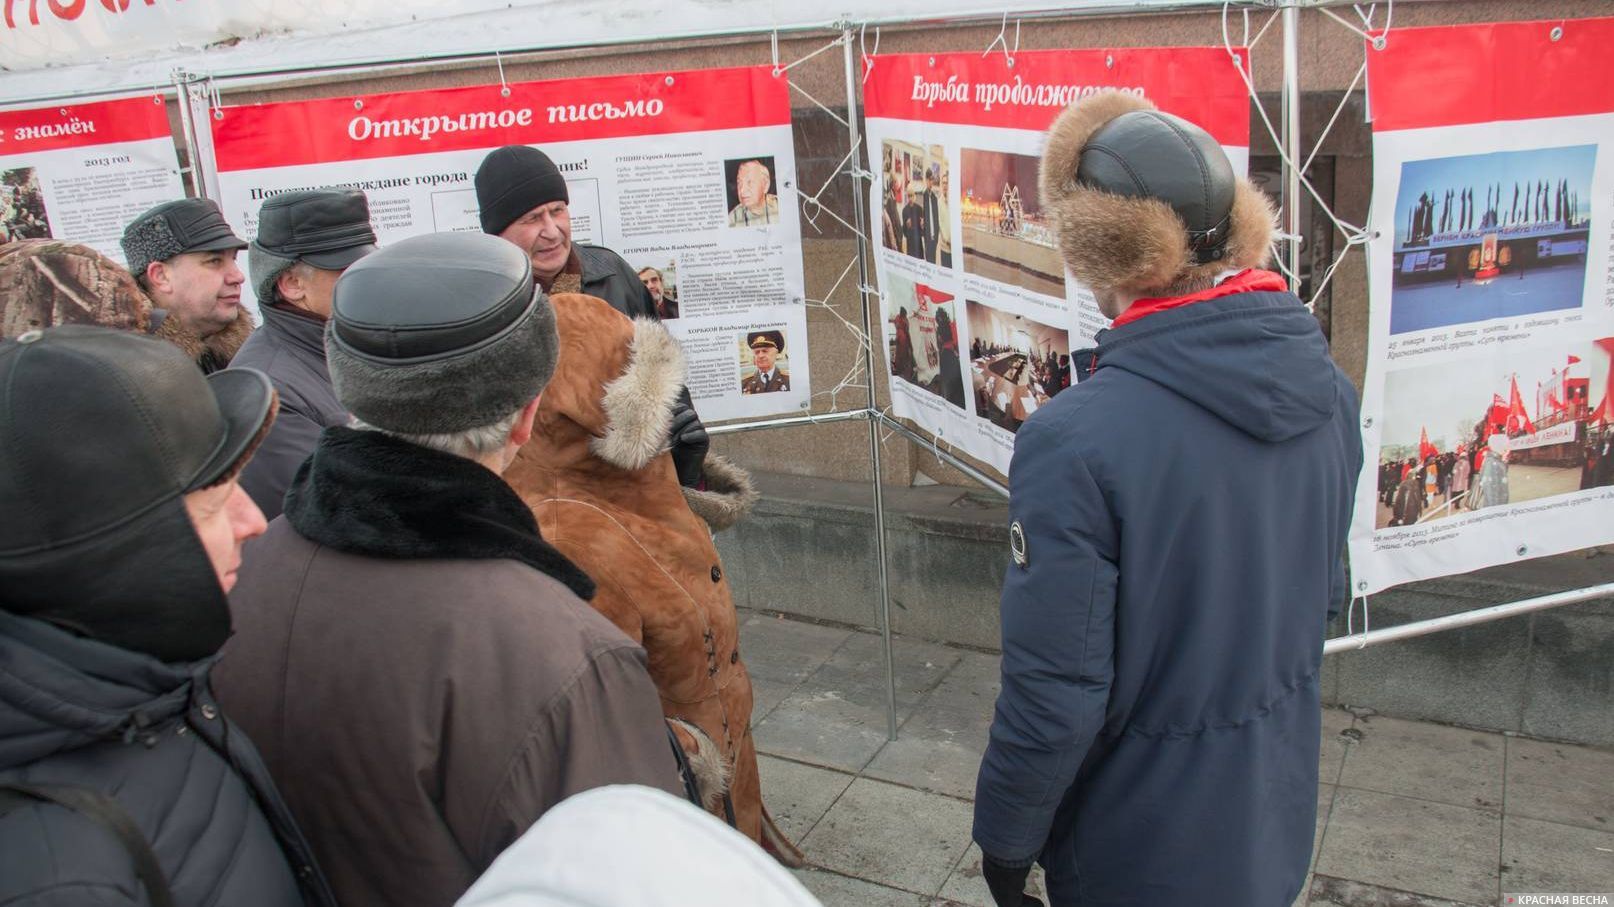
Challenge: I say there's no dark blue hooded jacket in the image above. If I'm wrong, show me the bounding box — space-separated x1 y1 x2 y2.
973 284 1361 907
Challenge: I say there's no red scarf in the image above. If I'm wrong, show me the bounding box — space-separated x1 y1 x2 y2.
1110 269 1289 329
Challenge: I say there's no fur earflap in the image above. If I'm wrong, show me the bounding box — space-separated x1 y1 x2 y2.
681 455 759 532
1040 90 1277 294
669 718 731 813
591 317 686 470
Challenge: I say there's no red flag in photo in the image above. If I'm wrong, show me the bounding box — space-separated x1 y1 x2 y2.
1487 393 1510 434
1419 427 1438 462
1506 375 1536 436
1590 339 1614 425
1546 389 1568 413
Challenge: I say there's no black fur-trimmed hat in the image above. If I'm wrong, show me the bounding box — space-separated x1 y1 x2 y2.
1039 90 1275 295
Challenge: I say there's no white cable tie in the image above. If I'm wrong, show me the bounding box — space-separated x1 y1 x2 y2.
861 23 880 85
495 51 511 98
771 30 781 77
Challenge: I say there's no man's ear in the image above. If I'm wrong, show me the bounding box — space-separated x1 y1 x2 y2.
145 260 172 295
508 393 543 447
276 267 306 303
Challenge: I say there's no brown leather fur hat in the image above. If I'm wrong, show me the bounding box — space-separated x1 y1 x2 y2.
1039 90 1276 295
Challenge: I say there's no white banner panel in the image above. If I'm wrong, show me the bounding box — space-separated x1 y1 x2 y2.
1349 18 1614 594
209 66 809 423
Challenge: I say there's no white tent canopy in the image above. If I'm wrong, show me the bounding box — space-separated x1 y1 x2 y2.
0 0 1220 106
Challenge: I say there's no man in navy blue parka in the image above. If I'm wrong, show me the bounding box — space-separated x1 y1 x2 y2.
972 91 1362 907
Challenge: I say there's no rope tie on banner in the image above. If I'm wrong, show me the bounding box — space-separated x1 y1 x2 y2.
1346 593 1371 649
208 78 224 121
983 12 1019 68
860 22 880 85
773 34 847 78
495 51 511 98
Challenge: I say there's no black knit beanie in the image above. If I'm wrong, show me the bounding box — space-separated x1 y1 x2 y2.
476 145 570 235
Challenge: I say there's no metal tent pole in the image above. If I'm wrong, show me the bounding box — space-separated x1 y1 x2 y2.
1281 2 1303 293
1325 583 1614 654
841 23 901 742
171 70 209 200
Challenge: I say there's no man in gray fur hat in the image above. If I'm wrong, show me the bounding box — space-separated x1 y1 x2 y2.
231 189 377 520
972 91 1361 907
214 231 682 907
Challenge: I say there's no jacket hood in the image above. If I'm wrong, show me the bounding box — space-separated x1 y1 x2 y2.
0 610 198 770
514 292 756 528
1094 290 1341 443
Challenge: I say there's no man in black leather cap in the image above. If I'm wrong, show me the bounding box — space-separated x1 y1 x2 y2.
232 189 378 520
120 198 253 372
971 91 1361 907
0 325 336 907
214 231 682 907
476 144 710 489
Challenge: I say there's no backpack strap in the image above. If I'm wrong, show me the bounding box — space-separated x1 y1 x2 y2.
0 782 175 907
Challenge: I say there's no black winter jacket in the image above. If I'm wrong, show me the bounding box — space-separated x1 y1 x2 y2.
231 304 347 521
0 611 336 907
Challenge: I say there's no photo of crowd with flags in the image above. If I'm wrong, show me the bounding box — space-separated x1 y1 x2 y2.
1387 144 1595 335
884 271 966 410
1374 337 1614 528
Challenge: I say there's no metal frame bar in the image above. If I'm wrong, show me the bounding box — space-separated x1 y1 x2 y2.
1325 583 1614 654
11 0 1607 741
840 25 902 742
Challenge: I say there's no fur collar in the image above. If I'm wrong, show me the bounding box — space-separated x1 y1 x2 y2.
152 305 254 373
592 316 685 470
283 426 595 599
682 455 758 531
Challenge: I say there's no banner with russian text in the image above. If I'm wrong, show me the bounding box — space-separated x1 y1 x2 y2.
1349 17 1614 594
0 95 183 264
861 48 1250 473
209 66 808 423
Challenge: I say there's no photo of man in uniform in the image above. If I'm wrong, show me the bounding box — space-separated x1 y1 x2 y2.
727 158 780 227
740 330 789 394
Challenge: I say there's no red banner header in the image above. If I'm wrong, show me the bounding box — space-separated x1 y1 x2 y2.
0 96 172 156
862 47 1251 146
212 65 791 172
1367 17 1614 132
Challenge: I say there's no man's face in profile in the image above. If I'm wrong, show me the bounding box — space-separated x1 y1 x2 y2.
753 344 775 373
737 162 770 211
639 269 664 303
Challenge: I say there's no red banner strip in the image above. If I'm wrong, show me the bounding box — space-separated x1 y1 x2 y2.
0 96 172 156
212 66 791 172
862 48 1250 146
1367 17 1614 132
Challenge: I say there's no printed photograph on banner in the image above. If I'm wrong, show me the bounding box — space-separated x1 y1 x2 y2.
1373 336 1614 529
966 298 1072 434
878 139 951 267
1389 144 1596 335
883 271 966 410
633 257 681 321
724 156 781 228
738 328 791 395
0 169 51 245
959 148 1062 300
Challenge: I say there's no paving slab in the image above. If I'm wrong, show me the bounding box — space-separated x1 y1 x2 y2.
755 634 963 772
1504 736 1614 831
1321 706 1354 785
1316 787 1501 906
739 612 854 684
1314 784 1336 871
865 652 998 798
1336 715 1506 811
793 869 927 907
936 843 1046 907
800 777 974 897
1306 875 1485 906
1500 815 1614 893
751 676 799 724
758 754 855 845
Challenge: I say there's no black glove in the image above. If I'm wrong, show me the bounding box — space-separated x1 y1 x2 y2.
667 388 709 488
982 854 1042 907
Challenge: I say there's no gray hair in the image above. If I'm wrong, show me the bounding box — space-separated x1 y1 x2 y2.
350 404 525 460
